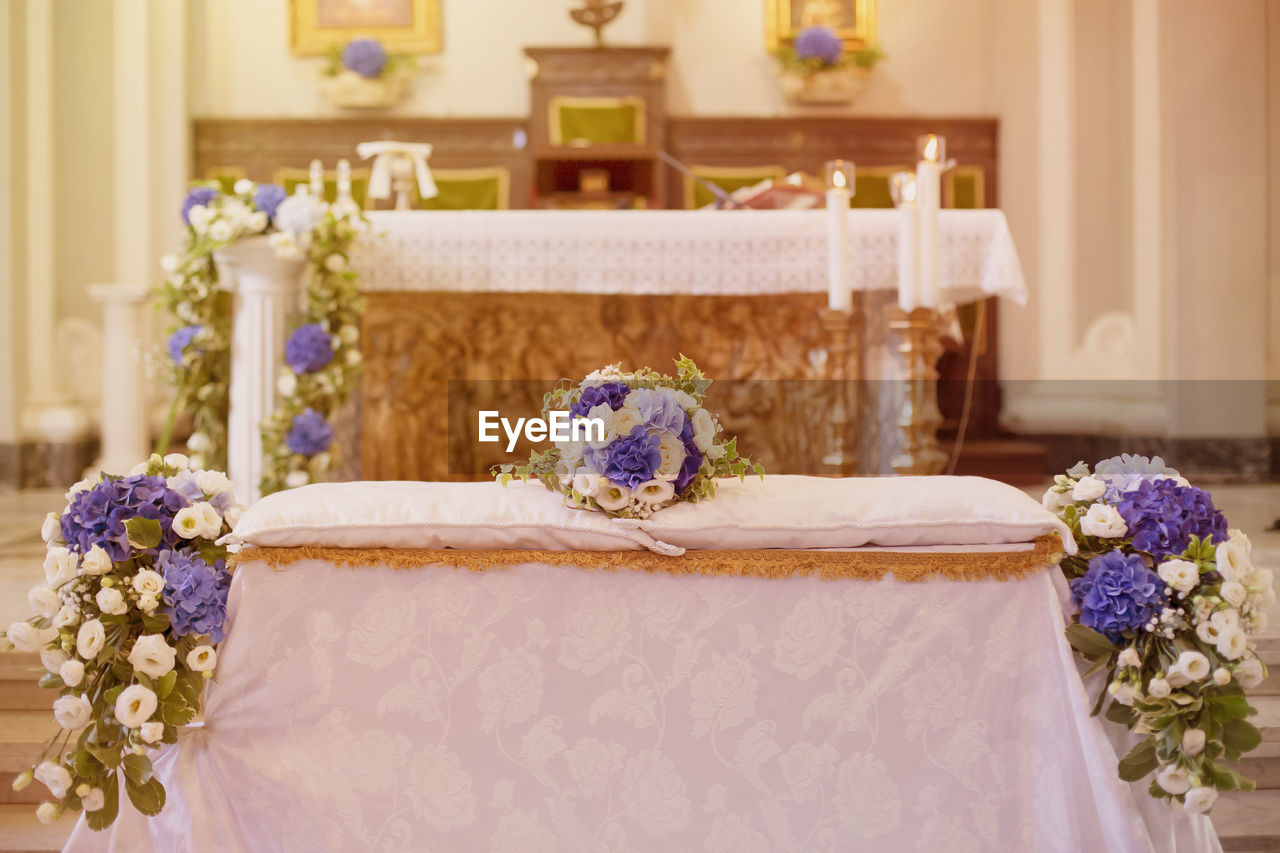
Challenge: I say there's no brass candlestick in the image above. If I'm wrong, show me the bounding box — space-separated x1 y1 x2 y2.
818 302 864 476
887 306 947 476
570 0 624 46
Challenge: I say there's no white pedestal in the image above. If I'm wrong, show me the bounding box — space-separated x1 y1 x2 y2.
215 237 305 506
87 284 150 474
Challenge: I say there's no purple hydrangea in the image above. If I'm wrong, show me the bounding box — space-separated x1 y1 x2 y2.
286 408 333 457
167 325 202 364
60 476 188 562
157 550 230 642
674 414 703 494
181 186 220 225
570 382 630 419
624 388 688 436
1094 453 1181 499
1070 550 1165 642
285 324 334 374
601 425 661 489
253 183 287 221
794 26 844 65
1114 479 1227 561
342 38 388 78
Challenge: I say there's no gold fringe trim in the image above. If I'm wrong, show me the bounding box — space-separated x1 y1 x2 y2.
229 535 1063 583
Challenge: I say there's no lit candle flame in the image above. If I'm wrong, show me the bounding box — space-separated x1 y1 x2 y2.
923 136 938 162
832 170 847 189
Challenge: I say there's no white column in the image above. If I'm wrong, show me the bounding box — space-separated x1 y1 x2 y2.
1131 0 1163 380
114 0 151 287
87 285 150 473
0 2 16 447
216 238 304 506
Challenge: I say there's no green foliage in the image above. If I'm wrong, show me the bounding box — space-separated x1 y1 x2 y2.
773 44 885 76
124 518 163 550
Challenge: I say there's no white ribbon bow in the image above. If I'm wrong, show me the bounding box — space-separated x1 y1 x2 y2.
355 140 439 202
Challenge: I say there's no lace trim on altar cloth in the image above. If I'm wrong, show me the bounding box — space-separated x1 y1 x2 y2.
229 534 1064 582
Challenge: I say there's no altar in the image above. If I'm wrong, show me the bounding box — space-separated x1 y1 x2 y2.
351 209 1027 481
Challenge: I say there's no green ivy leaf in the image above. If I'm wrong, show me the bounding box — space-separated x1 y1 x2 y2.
122 753 153 785
156 670 178 700
124 775 166 817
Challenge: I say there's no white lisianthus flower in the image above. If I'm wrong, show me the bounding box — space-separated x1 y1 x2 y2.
1118 647 1142 668
690 408 716 452
610 407 643 437
1194 620 1220 646
1042 488 1070 512
95 587 127 616
671 389 697 410
114 684 158 729
128 634 177 679
41 513 61 544
40 649 68 676
277 371 298 397
1213 667 1232 686
1211 609 1239 631
81 787 105 812
1156 764 1191 795
1182 728 1207 756
635 479 675 505
172 506 205 539
1107 680 1137 706
1071 476 1107 502
1080 504 1128 538
194 501 223 538
1216 627 1247 661
79 545 112 577
1215 540 1251 583
35 762 72 799
653 432 687 481
53 694 92 730
186 645 217 672
140 722 165 744
285 470 310 489
324 254 347 272
36 802 62 824
571 469 600 497
1182 787 1218 814
1174 650 1211 682
163 452 190 470
60 659 84 688
195 469 233 496
76 619 106 660
1220 580 1247 608
27 586 59 619
1147 677 1171 699
594 482 631 512
52 604 80 630
223 506 243 529
6 621 56 653
1067 460 1090 479
131 570 165 597
43 547 79 587
208 219 233 243
1235 658 1265 689
1157 559 1199 594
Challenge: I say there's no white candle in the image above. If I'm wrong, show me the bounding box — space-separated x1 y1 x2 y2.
309 158 325 198
915 135 944 309
825 161 854 312
890 172 919 312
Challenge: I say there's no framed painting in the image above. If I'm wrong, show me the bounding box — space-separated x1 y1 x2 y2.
766 0 876 50
291 0 442 55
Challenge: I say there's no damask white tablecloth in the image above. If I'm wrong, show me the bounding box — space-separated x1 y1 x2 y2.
351 209 1028 305
66 553 1217 852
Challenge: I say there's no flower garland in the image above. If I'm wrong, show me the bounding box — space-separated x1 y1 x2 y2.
1047 455 1275 812
162 180 366 497
1 455 240 830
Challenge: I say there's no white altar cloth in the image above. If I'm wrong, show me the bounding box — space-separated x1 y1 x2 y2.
66 552 1216 852
351 209 1028 304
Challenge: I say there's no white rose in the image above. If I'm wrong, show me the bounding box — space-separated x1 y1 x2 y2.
1157 559 1199 594
43 547 79 587
233 178 254 195
277 371 298 397
36 802 61 824
1216 540 1251 583
35 761 72 799
172 506 205 539
76 619 106 660
585 403 616 449
594 482 631 512
285 470 310 489
1108 680 1137 706
128 634 177 679
27 586 59 619
559 439 585 468
137 595 158 614
635 479 675 505
53 694 92 730
6 621 56 653
1182 787 1218 814
1216 627 1247 661
140 722 165 744
571 469 600 497
163 452 190 470
1220 580 1247 608
114 684 158 729
131 570 165 597
1071 476 1107 502
671 389 697 410
1235 658 1265 689
52 604 79 629
1157 764 1191 795
195 470 233 496
1080 504 1128 538
41 513 61 544
1181 728 1206 755
194 502 223 538
1147 677 1171 699
1213 667 1232 686
60 659 84 688
65 473 101 501
653 432 687 481
186 645 217 672
1118 647 1142 668
690 408 716 452
208 219 233 242
1175 650 1211 682
80 545 112 576
95 587 127 616
610 407 643 437
81 787 105 812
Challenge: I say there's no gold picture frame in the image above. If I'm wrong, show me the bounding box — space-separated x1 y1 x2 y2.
290 0 441 56
766 0 876 51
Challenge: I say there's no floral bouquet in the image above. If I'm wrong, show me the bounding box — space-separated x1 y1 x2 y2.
772 26 885 76
494 356 763 518
319 38 415 108
1046 454 1275 812
1 455 240 830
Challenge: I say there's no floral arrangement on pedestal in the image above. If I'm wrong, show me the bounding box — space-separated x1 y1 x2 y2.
773 26 884 106
0 455 239 830
494 357 763 518
1047 455 1275 812
161 180 366 497
319 37 416 108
